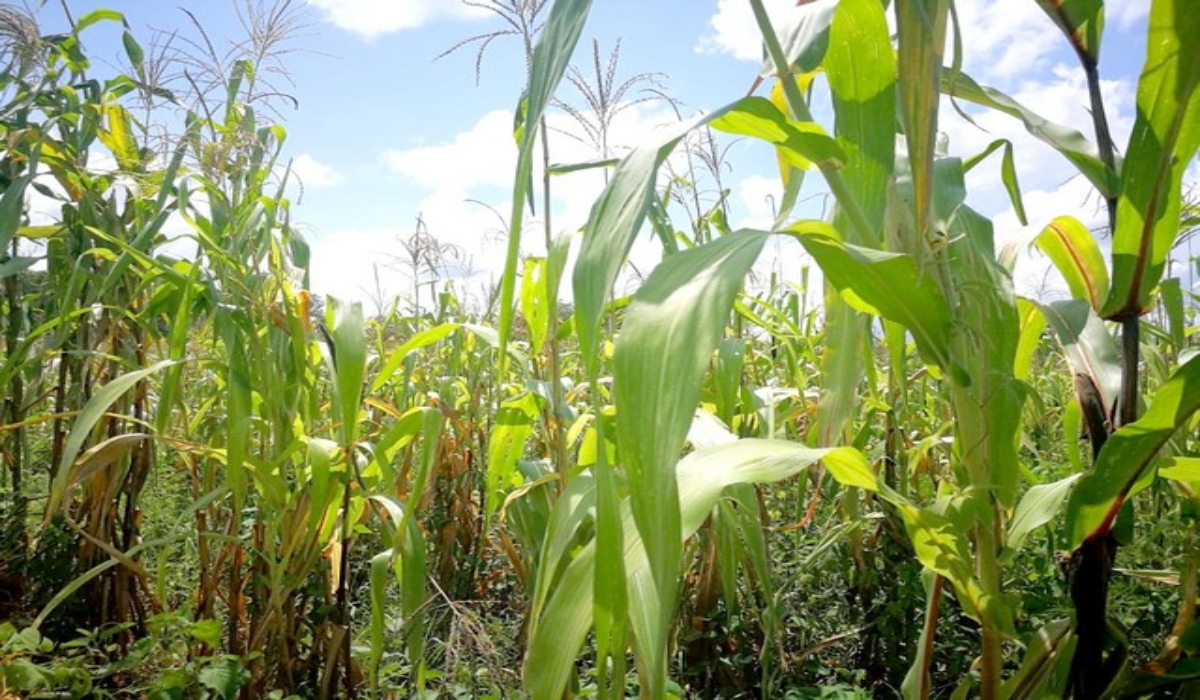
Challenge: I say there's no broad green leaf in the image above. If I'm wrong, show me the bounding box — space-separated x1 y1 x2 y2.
1035 215 1110 311
74 9 124 32
942 71 1114 196
614 230 768 697
816 0 895 444
371 322 460 392
1066 354 1200 547
0 173 35 252
1161 277 1186 352
592 409 626 699
46 360 178 522
1159 457 1200 485
758 0 838 76
574 97 829 375
1039 299 1122 420
1034 0 1104 63
1101 0 1200 319
815 296 867 444
0 256 38 278
500 0 592 374
1014 298 1047 383
1105 0 1200 319
1005 474 1081 559
895 0 949 240
524 439 868 700
520 256 550 355
709 96 846 170
897 504 985 620
328 300 367 447
122 29 144 69
486 393 538 521
825 0 896 239
945 204 1025 506
964 139 1028 226
1002 619 1076 699
198 659 248 700
368 547 394 691
790 223 954 373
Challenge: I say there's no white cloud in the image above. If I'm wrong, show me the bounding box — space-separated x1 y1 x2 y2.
313 103 686 307
290 154 343 190
697 0 1074 86
736 174 782 229
1108 0 1150 30
951 0 1064 83
696 0 793 61
305 0 487 40
382 110 515 191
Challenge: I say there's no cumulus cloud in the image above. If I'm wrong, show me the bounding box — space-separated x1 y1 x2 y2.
305 0 487 40
697 0 1070 86
381 110 515 191
696 0 793 61
290 154 343 190
308 102 685 306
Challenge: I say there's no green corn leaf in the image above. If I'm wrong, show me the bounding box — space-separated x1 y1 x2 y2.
759 0 838 77
74 9 124 32
122 29 144 69
368 547 394 691
1034 215 1110 311
524 439 869 700
0 173 35 252
965 139 1028 226
896 0 949 240
1159 457 1200 485
1066 353 1200 547
825 0 895 238
1002 619 1077 699
897 502 993 626
1004 474 1082 560
1014 298 1048 383
614 229 769 697
1161 277 1186 353
814 0 895 444
1103 0 1200 318
0 256 38 278
520 257 550 356
500 0 592 375
1039 299 1122 421
371 322 459 392
708 96 847 170
485 393 538 522
942 71 1115 196
574 96 838 376
327 300 367 447
1034 0 1104 63
789 222 955 374
46 360 178 522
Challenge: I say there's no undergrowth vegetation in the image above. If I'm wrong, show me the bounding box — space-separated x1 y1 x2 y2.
1 0 1199 698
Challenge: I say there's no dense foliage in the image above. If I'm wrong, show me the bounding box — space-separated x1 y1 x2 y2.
1 0 1198 698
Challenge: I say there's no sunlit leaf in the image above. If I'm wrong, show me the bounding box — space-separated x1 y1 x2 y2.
614 230 769 696
1035 215 1110 311
1066 354 1200 547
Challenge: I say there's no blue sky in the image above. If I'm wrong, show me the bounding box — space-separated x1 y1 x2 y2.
35 0 1190 308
